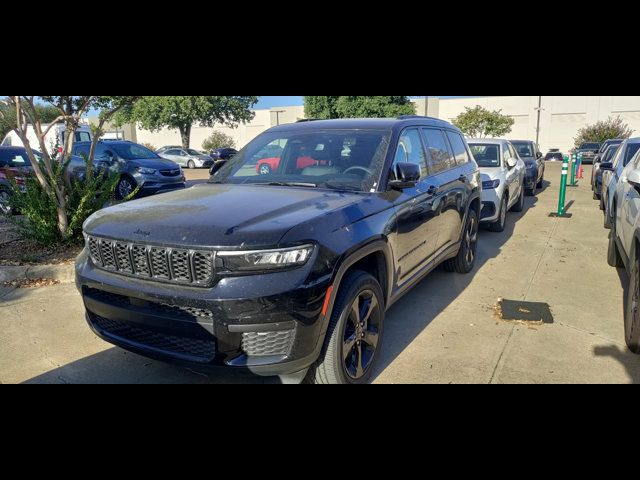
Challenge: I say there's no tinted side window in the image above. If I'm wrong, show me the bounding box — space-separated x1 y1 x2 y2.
446 132 470 166
422 129 455 174
624 144 640 166
74 144 90 159
165 149 180 155
393 129 428 178
508 144 518 160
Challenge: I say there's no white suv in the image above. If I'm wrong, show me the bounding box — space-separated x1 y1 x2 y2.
608 147 640 353
468 139 526 232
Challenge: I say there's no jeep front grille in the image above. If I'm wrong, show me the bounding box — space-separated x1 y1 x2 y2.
87 236 215 286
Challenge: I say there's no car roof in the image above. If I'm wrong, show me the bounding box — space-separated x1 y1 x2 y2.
510 139 535 144
267 116 461 134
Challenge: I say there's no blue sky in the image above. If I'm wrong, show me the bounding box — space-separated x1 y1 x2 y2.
255 96 472 109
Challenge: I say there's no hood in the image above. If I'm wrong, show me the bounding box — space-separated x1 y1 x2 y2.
479 167 503 181
129 158 180 170
83 183 369 248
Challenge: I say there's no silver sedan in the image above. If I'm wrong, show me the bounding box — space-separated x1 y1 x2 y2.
158 148 213 169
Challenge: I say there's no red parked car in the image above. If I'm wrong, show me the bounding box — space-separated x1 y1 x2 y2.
0 147 33 215
256 155 319 175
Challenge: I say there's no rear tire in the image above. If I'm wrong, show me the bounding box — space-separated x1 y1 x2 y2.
188 160 196 169
625 255 640 354
511 187 524 213
310 271 385 384
604 204 613 229
444 207 479 274
489 196 507 233
608 216 624 268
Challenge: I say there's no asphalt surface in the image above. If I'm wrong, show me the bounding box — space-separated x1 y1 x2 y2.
2 162 639 384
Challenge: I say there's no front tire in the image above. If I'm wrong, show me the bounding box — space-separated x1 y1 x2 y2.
116 176 137 200
625 255 640 354
607 215 624 268
511 187 525 213
0 187 14 215
444 207 479 274
489 195 508 233
537 171 544 189
311 271 384 384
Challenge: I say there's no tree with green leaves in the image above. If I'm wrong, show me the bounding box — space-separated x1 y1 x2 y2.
118 96 259 149
304 96 416 119
453 106 515 138
574 116 634 148
0 103 60 140
202 131 236 152
0 96 140 241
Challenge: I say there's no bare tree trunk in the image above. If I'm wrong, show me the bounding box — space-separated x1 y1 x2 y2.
179 124 191 149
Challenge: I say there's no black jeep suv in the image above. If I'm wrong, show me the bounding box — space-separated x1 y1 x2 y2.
76 117 481 384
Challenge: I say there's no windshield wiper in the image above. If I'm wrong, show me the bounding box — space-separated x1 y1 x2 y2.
262 181 318 188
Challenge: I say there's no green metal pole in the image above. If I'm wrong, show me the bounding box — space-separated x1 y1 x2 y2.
570 153 577 186
558 155 569 215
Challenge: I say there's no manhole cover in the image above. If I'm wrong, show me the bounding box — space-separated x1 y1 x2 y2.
495 299 554 325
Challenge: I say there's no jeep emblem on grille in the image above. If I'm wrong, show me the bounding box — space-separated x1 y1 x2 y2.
133 228 151 237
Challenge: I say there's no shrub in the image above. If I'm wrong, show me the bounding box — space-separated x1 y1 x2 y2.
141 142 157 151
574 116 634 149
202 131 236 152
9 158 120 246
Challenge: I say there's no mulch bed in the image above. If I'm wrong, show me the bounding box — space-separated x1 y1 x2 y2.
0 216 82 266
2 278 60 289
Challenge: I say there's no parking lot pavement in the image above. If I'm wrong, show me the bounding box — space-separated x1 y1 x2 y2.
2 162 640 384
184 168 211 187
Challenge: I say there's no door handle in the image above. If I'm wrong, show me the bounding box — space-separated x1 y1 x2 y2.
458 175 468 183
427 185 439 195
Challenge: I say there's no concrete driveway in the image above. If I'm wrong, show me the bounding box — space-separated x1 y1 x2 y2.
2 162 639 384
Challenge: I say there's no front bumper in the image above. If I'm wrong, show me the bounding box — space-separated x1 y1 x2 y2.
135 172 186 196
525 171 537 189
480 188 501 222
75 250 329 376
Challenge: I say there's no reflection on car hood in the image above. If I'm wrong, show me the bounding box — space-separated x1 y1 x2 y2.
83 183 371 248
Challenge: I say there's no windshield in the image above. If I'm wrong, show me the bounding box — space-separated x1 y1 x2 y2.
512 142 535 158
186 149 204 156
469 144 501 168
209 129 391 192
581 143 600 150
111 143 160 160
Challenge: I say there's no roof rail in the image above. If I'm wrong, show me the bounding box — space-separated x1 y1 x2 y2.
397 115 431 120
296 119 318 123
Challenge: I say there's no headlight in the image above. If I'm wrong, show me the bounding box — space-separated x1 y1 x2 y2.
136 167 157 175
218 245 315 272
482 179 500 189
526 164 536 170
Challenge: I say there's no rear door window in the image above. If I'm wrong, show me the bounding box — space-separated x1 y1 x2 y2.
446 131 471 166
76 132 91 143
422 128 456 174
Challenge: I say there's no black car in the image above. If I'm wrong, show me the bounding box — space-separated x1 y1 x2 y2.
210 147 238 161
576 142 601 164
545 151 564 162
511 140 545 195
75 116 482 384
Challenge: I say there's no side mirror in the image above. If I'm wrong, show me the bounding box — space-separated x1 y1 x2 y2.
536 152 543 159
599 162 614 171
627 169 640 189
389 162 420 190
506 158 517 169
210 159 227 176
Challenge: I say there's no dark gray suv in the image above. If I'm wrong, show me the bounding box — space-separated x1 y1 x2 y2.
73 141 186 199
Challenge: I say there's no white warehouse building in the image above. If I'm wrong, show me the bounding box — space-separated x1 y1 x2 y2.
114 96 640 154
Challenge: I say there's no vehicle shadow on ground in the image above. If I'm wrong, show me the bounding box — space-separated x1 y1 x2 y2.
592 268 640 384
23 347 280 384
371 190 541 382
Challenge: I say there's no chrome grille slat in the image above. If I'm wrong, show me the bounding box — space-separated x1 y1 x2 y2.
86 236 214 287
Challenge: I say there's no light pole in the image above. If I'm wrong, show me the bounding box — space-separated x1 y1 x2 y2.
273 110 286 126
535 95 543 146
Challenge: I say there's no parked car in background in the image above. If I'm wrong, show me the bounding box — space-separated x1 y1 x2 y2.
158 148 213 169
0 147 33 215
606 147 640 354
76 116 482 384
468 139 525 232
592 144 620 200
603 138 640 229
156 146 183 155
597 139 624 162
210 148 238 161
511 140 545 195
2 124 92 156
575 142 602 164
72 141 186 200
545 151 564 162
